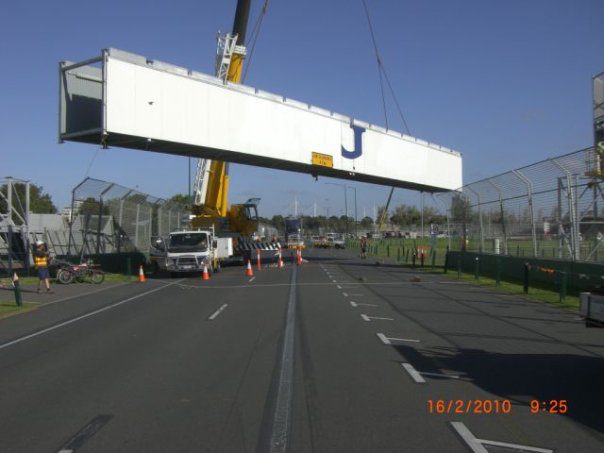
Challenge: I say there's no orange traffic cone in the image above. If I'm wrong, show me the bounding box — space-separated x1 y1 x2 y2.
278 249 284 268
245 260 254 277
202 264 210 280
138 265 146 283
296 249 302 266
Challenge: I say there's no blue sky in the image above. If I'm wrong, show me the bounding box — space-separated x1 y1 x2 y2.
1 0 602 217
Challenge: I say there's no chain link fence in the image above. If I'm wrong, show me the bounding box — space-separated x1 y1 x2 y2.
435 147 604 262
66 177 187 257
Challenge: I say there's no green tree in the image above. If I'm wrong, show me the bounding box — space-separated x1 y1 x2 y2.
168 193 193 207
78 197 110 216
0 182 57 216
360 216 374 228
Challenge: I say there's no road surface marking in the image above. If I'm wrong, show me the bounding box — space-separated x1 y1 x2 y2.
361 314 393 322
208 304 228 320
401 363 426 383
268 266 298 453
36 282 131 308
450 422 552 453
350 301 377 307
0 280 183 351
376 333 420 345
336 285 342 289
450 422 489 453
347 293 364 296
421 371 460 379
56 414 113 453
342 292 348 297
249 277 256 283
332 279 337 283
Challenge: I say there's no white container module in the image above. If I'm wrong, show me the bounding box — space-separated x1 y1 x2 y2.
59 48 462 192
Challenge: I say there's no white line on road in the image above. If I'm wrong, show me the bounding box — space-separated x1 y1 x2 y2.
249 277 256 283
35 282 131 308
421 371 460 379
0 280 183 351
347 293 364 296
268 266 298 452
450 422 489 453
376 333 420 345
361 314 393 322
342 292 348 297
332 280 337 283
450 422 553 453
336 285 342 289
208 303 228 320
478 439 553 453
350 301 377 307
401 363 426 383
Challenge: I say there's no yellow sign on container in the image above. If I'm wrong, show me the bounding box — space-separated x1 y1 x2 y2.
311 152 333 168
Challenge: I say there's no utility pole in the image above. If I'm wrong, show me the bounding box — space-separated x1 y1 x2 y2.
348 186 358 237
325 182 348 235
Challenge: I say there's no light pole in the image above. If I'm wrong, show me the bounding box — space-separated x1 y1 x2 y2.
325 182 348 235
347 186 358 237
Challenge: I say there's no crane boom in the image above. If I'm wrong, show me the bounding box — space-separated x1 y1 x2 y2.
191 0 252 224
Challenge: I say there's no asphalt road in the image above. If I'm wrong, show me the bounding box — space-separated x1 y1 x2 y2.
0 248 603 452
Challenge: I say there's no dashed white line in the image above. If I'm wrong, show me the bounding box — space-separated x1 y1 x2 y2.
208 303 228 320
350 301 377 307
360 314 393 322
336 285 342 289
342 292 348 297
376 333 420 345
421 371 460 379
401 363 426 383
248 277 256 283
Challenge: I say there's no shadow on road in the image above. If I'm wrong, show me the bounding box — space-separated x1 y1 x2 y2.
393 343 604 436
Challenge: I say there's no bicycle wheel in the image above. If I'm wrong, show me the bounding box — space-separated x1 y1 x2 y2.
90 270 105 284
57 269 74 284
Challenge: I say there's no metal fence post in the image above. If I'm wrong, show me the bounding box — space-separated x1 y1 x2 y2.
488 180 508 255
467 187 484 253
513 170 538 257
135 203 140 249
551 159 580 260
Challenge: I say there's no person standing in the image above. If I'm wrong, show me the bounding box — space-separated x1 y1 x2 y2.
34 240 52 293
360 236 368 259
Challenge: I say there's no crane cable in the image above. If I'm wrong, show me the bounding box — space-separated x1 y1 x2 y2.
361 0 412 230
361 0 411 135
242 0 271 83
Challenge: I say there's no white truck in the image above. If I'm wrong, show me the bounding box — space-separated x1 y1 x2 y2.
150 229 233 275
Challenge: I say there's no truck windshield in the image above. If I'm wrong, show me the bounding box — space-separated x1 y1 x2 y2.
168 233 208 252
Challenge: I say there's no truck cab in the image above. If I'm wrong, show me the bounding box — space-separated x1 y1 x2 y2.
150 230 232 275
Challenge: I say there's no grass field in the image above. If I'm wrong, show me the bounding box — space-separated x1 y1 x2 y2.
348 236 604 264
346 238 581 311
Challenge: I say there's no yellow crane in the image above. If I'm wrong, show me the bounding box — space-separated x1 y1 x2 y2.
190 0 259 238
